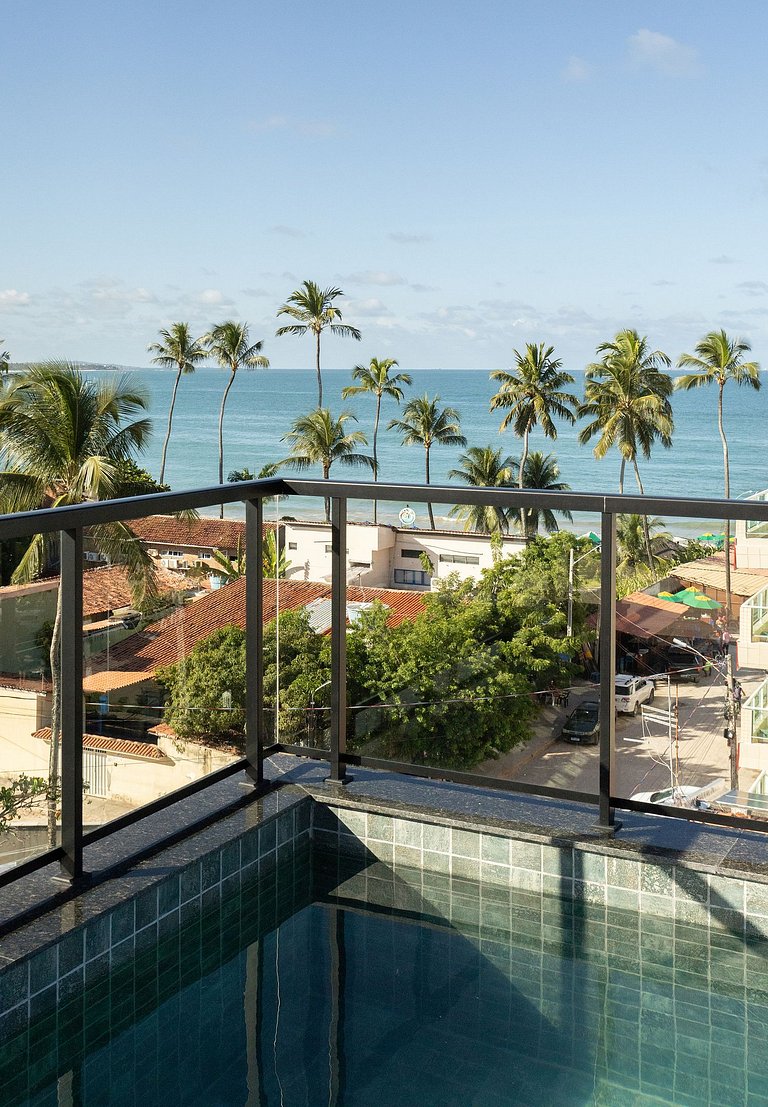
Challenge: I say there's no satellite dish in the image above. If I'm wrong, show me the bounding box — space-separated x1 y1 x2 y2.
398 506 416 527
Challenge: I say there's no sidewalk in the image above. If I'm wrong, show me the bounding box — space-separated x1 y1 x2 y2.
476 679 597 780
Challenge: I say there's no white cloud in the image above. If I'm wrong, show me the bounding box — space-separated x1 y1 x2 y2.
737 281 768 296
0 289 30 306
628 29 701 77
345 297 393 318
195 289 228 305
710 255 739 265
388 231 432 244
562 55 591 82
652 279 676 287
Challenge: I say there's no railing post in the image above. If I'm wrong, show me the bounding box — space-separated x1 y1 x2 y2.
60 527 85 880
598 510 618 830
245 499 265 788
329 497 349 783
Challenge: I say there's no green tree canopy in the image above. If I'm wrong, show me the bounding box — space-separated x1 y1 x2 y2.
278 408 375 522
490 343 577 534
389 394 466 529
675 329 761 620
448 445 515 533
205 321 269 511
0 362 156 843
342 357 412 522
148 322 208 484
276 281 361 407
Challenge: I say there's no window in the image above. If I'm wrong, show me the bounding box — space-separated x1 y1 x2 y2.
288 542 297 550
325 545 332 553
438 553 480 565
401 548 422 559
394 568 429 586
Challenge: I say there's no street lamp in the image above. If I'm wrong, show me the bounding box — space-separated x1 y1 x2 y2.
671 637 737 790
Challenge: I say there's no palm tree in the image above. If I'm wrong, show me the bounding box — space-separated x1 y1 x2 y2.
0 363 156 845
210 531 290 580
490 343 578 535
388 395 467 529
616 514 670 572
278 409 375 522
206 321 269 517
513 451 573 536
447 445 515 533
0 340 9 373
675 330 761 621
148 322 207 484
578 329 673 564
341 357 412 522
276 281 361 407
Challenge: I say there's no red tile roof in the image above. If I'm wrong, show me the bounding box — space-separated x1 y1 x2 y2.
83 578 426 693
0 563 188 619
128 514 248 551
33 727 172 762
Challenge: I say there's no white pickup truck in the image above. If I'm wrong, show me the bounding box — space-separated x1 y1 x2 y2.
614 674 655 715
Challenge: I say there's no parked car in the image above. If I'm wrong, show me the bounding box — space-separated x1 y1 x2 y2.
630 785 707 807
560 701 600 745
652 648 702 684
614 675 655 715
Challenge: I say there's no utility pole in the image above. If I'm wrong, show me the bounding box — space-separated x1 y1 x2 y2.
567 547 574 638
724 648 738 791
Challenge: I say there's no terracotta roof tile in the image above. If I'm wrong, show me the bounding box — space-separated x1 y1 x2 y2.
83 578 426 693
33 727 171 762
0 563 188 619
128 515 248 551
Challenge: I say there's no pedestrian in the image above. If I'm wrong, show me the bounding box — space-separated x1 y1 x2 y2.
703 657 713 678
734 681 744 715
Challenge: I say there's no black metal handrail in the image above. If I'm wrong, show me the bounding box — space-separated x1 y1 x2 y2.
0 476 766 893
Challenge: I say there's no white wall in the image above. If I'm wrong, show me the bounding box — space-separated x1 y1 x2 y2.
281 519 527 589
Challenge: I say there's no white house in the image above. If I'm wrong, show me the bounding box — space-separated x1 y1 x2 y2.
281 520 527 590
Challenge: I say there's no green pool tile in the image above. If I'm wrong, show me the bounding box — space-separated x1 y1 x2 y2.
451 827 480 859
393 818 422 849
542 843 572 877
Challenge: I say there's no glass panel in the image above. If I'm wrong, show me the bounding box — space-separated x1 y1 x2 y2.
0 526 60 870
81 500 248 830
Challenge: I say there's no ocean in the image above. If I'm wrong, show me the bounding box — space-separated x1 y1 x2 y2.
91 366 767 536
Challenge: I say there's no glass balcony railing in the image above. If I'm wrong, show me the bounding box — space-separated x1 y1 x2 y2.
1 477 768 902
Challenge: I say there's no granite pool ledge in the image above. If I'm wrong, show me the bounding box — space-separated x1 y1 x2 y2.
0 769 311 1040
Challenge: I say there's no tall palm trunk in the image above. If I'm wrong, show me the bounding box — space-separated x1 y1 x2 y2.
218 368 237 519
322 460 331 523
47 590 63 846
425 444 435 529
632 460 654 568
718 381 732 625
159 365 183 485
372 393 381 524
518 426 530 537
618 457 626 495
315 331 322 408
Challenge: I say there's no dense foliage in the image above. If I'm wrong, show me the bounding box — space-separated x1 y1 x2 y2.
158 536 582 769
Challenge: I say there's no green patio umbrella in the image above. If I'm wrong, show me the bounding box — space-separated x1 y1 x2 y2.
658 591 679 601
696 533 725 548
672 588 721 609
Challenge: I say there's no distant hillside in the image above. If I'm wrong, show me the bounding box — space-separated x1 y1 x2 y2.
9 361 147 373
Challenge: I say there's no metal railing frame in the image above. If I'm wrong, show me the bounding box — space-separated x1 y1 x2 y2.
1 476 767 892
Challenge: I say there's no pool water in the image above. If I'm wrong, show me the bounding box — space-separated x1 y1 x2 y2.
4 845 768 1106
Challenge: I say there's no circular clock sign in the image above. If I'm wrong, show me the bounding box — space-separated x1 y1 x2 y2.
398 506 416 527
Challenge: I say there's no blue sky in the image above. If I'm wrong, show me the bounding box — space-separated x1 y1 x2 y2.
2 1 767 371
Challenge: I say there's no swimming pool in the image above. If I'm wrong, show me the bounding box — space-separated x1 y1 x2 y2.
3 837 768 1107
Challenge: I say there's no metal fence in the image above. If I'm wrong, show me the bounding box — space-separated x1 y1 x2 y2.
1 476 767 892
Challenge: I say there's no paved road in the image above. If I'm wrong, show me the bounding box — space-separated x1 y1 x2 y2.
488 669 763 802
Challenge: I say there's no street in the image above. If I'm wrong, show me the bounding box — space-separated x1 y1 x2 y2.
481 666 763 803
